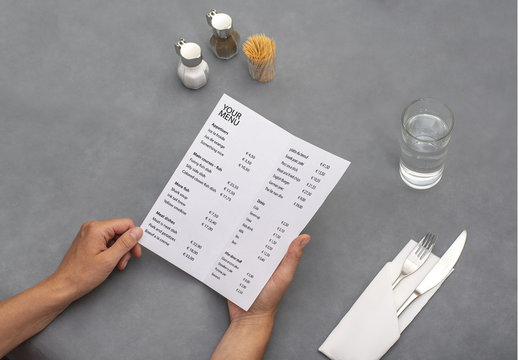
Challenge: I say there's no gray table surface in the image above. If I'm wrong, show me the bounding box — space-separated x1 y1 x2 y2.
1 1 516 359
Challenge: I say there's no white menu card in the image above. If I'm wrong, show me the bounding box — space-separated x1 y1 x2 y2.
140 94 350 310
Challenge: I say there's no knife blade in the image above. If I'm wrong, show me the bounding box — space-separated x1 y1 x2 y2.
396 229 467 317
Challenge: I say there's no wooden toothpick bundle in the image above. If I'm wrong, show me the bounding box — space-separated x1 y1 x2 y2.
243 34 276 82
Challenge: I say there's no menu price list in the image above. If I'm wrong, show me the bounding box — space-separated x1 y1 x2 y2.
140 94 350 310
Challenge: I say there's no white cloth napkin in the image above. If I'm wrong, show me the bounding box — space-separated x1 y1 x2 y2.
319 240 453 360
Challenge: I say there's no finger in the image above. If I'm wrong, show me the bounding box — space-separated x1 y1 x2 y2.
105 227 143 262
276 234 310 283
130 243 142 258
117 252 132 270
107 235 119 248
98 218 136 241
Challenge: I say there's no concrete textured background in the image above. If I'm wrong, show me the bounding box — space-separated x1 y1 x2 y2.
1 0 516 359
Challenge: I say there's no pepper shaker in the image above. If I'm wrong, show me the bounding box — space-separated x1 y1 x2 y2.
206 9 240 59
175 39 209 90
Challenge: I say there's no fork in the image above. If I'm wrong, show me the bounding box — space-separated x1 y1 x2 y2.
392 233 437 289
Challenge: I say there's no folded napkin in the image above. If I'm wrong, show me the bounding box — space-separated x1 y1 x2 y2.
319 240 453 360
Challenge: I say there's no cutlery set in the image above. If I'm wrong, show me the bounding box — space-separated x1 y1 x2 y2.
319 229 467 360
394 230 467 317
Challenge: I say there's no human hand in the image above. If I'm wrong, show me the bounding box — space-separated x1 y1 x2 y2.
0 218 143 356
211 234 310 360
49 218 143 302
227 234 310 325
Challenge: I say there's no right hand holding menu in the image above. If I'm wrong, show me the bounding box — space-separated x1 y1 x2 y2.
211 234 311 360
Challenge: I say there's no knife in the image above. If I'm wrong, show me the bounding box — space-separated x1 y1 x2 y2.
396 230 467 317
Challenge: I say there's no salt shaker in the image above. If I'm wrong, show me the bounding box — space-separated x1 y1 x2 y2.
175 39 209 90
206 9 240 59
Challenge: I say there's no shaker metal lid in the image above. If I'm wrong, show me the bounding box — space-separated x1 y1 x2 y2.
206 9 233 38
175 39 203 67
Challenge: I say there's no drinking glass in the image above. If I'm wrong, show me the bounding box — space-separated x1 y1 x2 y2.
399 98 454 189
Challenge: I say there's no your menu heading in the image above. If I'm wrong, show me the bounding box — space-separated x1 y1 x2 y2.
219 103 242 126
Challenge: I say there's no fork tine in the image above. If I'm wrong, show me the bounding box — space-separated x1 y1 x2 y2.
429 234 437 249
419 234 436 259
414 234 428 255
419 246 430 260
421 233 434 255
416 244 424 258
415 241 424 257
420 233 429 242
416 233 432 257
425 233 434 248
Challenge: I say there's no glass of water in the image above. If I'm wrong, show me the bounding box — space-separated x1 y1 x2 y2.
399 98 454 189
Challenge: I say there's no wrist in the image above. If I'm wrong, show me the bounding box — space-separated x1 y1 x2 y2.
44 273 80 306
211 313 275 360
230 312 275 331
228 313 275 355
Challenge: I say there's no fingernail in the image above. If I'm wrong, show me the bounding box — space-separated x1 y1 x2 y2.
130 227 143 240
122 257 129 269
299 235 310 248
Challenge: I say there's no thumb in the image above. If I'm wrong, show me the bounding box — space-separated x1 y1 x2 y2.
106 227 143 262
276 234 310 283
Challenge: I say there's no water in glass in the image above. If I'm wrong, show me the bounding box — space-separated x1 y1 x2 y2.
399 113 450 189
